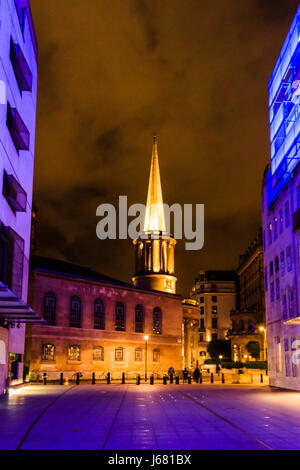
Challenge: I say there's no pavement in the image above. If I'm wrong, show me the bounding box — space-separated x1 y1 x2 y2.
0 383 300 450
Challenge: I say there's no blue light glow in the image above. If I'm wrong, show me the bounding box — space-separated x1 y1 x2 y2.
268 5 300 205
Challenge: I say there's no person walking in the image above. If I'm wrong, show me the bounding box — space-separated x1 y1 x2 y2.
168 366 175 382
183 368 189 384
193 366 200 383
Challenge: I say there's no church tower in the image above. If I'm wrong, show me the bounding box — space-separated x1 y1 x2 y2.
132 136 177 294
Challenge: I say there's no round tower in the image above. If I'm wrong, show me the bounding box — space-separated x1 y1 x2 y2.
132 136 177 294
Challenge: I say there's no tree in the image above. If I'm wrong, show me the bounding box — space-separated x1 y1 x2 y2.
207 339 231 360
246 341 260 360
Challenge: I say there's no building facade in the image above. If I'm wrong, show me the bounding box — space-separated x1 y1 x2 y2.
26 257 183 380
262 6 300 391
191 270 237 363
229 230 266 362
0 0 39 394
26 138 185 379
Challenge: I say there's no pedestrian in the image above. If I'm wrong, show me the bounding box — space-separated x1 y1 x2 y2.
193 366 200 383
168 366 175 382
183 367 189 384
216 363 221 375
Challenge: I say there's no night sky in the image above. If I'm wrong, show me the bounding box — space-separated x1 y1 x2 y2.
30 0 300 296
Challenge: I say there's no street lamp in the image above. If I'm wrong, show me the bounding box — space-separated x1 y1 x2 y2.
144 335 149 382
259 326 267 361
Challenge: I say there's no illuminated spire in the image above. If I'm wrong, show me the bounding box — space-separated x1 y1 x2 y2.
143 135 166 232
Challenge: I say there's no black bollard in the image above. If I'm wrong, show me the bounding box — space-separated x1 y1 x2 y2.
76 372 80 385
163 375 167 385
222 373 225 384
136 375 140 385
92 372 95 385
211 373 214 384
175 376 179 385
122 372 125 384
170 375 173 384
107 372 111 384
60 372 63 385
260 373 263 383
188 376 191 384
43 372 47 385
150 374 154 385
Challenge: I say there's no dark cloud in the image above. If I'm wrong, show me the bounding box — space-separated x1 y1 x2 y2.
30 0 300 295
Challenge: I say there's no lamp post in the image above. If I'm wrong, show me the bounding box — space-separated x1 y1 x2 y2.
144 335 149 382
259 326 267 361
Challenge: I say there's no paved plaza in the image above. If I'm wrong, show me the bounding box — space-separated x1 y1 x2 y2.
0 384 300 450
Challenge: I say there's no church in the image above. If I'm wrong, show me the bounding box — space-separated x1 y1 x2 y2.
25 139 200 380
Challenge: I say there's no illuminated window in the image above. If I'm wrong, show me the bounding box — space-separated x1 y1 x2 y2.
94 299 105 329
43 292 56 325
115 347 124 361
153 307 162 334
135 348 143 362
135 304 144 333
93 346 104 361
115 302 125 331
41 344 55 362
68 345 80 361
212 305 217 315
153 348 160 362
70 296 81 328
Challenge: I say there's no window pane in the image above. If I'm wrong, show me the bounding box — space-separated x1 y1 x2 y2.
42 344 55 361
43 292 56 325
68 345 80 361
70 296 81 328
115 347 124 361
115 302 125 331
135 305 144 333
93 346 104 361
94 299 105 329
153 307 162 334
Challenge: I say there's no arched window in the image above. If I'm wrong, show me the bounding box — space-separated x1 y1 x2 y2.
68 344 80 361
115 302 125 331
43 292 56 325
135 304 144 333
135 348 143 362
93 346 104 361
70 296 81 328
153 307 162 334
115 347 124 361
41 344 55 362
94 299 105 329
153 348 160 362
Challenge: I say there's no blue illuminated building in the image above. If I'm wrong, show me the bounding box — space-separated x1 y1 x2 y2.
262 5 300 391
267 6 300 205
